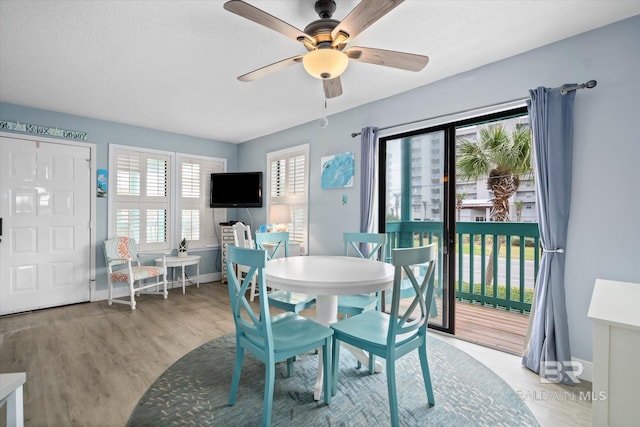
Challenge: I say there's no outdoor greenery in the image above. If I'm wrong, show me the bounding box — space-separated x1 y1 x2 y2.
457 281 535 310
457 123 533 285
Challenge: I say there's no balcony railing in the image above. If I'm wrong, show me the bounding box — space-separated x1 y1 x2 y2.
385 221 539 313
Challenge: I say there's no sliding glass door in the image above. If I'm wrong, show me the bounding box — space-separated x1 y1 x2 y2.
378 105 531 337
379 128 453 332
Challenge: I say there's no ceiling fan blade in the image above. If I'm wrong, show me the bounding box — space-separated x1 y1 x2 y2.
238 55 304 82
224 0 315 47
323 77 343 99
331 0 404 45
346 46 429 72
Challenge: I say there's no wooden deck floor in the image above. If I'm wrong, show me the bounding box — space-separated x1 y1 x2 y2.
454 301 529 355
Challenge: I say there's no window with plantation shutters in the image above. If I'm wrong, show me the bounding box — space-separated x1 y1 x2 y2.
109 145 227 253
177 154 225 249
112 148 170 252
267 144 309 254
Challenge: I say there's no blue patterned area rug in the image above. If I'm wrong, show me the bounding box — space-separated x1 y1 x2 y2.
128 334 538 426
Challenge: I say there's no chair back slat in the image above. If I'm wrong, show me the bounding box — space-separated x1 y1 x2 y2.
226 245 272 349
343 232 387 260
387 244 437 345
255 231 289 260
232 222 254 249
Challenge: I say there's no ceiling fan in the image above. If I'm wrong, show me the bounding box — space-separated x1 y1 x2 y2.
223 0 429 98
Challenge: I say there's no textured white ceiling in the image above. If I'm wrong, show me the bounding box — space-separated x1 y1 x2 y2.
1 0 639 143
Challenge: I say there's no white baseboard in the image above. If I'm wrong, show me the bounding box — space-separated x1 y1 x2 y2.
574 356 593 383
90 272 222 302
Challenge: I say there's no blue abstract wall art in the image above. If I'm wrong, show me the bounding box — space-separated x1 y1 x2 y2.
321 152 354 189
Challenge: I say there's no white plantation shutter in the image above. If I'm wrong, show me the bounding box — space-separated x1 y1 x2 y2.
270 158 286 198
267 144 309 253
288 154 305 195
112 148 170 252
177 154 226 248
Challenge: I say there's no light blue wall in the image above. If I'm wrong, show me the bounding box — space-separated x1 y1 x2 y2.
239 15 640 363
0 102 239 289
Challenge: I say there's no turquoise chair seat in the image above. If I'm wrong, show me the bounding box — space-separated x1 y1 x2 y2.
331 244 438 427
268 311 331 351
337 294 379 316
226 245 333 426
268 290 317 313
328 309 428 350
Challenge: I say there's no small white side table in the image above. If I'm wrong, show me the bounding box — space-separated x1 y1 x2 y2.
155 255 201 294
0 372 26 427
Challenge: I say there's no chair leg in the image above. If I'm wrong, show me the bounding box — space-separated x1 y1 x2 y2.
386 359 399 427
286 357 293 378
331 337 341 396
228 346 244 405
263 360 275 427
107 279 113 305
322 338 332 405
128 280 136 311
419 344 435 406
368 352 375 375
162 275 168 299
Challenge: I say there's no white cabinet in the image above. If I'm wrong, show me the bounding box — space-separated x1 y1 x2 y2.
588 279 640 427
220 225 235 283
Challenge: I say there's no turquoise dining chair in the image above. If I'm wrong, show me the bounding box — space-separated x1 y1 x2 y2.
337 232 387 316
331 244 437 427
337 232 387 373
255 231 316 314
226 245 333 426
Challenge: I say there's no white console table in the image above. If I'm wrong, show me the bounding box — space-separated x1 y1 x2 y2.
0 372 26 427
588 278 640 427
155 255 201 294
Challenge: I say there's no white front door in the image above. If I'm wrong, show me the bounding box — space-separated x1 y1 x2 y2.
0 136 92 315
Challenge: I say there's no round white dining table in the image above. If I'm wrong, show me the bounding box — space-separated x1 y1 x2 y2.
265 255 394 400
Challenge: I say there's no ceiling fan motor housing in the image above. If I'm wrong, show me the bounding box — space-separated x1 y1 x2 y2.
315 0 336 19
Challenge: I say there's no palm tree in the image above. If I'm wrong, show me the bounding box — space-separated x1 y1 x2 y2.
457 124 532 283
457 124 532 221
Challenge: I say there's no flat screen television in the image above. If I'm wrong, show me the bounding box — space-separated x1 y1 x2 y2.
210 171 263 208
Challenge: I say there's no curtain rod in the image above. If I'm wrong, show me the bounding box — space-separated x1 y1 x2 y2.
351 79 597 138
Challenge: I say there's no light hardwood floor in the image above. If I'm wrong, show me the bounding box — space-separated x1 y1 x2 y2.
0 282 591 426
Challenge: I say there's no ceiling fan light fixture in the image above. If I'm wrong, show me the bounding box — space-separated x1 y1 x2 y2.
302 48 348 80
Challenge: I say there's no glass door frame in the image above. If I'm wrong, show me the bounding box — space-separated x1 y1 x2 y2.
377 106 529 335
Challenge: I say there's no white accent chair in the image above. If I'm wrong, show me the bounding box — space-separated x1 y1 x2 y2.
103 236 168 310
232 222 258 301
